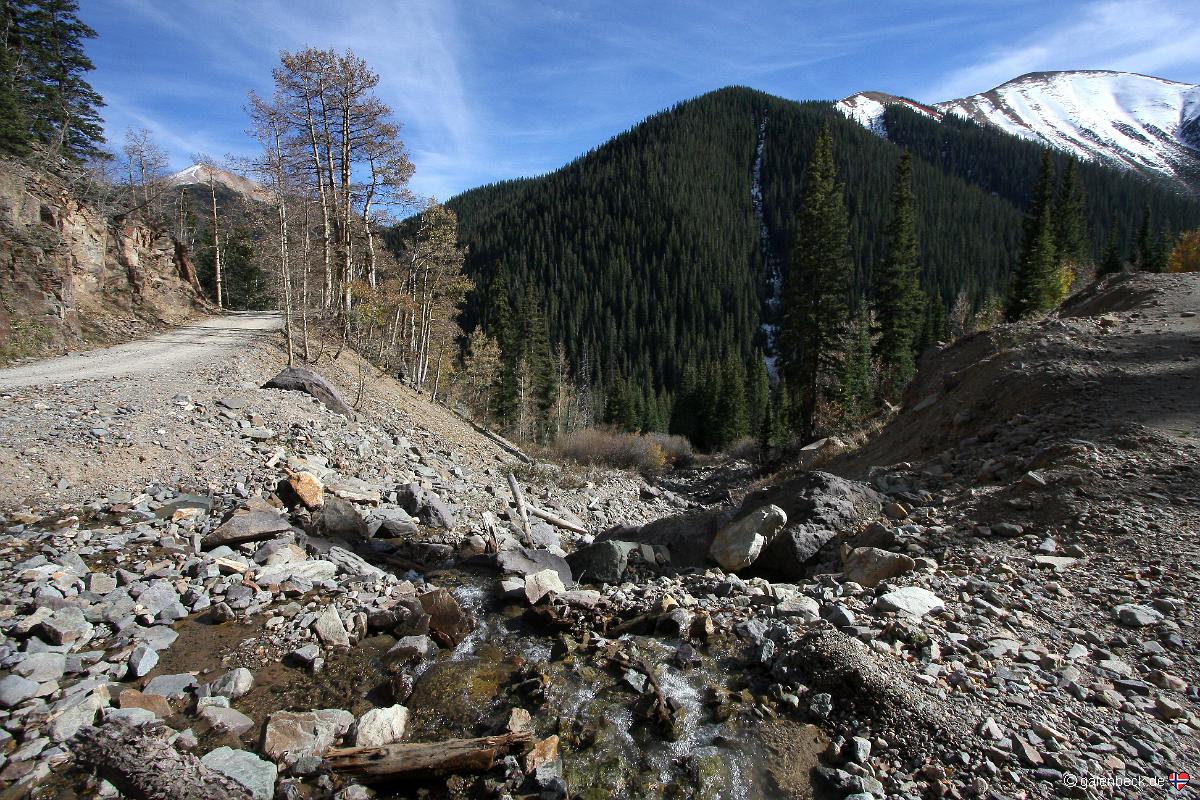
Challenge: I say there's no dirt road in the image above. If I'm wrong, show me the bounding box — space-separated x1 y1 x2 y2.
0 312 282 389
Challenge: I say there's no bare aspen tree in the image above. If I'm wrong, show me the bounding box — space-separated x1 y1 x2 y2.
192 154 224 310
121 127 168 213
248 91 295 365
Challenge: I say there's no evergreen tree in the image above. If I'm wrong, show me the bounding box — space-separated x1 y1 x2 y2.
1054 158 1089 268
1007 151 1060 320
1136 204 1156 272
605 376 638 431
1099 217 1123 275
746 355 770 438
1154 228 1174 274
0 4 30 157
874 151 923 399
713 354 749 448
768 378 792 448
488 268 521 427
838 313 876 423
15 0 106 161
780 122 852 438
522 286 558 440
917 293 948 351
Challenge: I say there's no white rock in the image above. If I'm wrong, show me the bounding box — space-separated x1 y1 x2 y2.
875 587 945 618
708 505 788 572
353 705 409 747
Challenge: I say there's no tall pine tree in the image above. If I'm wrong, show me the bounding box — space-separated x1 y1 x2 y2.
1054 158 1089 269
780 122 852 439
1099 216 1123 275
1007 151 1060 321
874 151 922 399
14 0 106 162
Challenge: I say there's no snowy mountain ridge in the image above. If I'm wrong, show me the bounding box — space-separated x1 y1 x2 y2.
168 163 272 203
836 71 1200 192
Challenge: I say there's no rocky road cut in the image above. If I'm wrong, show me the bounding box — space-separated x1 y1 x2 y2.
0 312 282 389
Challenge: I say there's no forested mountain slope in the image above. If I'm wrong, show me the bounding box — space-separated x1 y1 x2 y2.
447 87 1200 395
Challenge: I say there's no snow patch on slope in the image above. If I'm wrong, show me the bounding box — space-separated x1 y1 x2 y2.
936 71 1200 181
835 92 944 138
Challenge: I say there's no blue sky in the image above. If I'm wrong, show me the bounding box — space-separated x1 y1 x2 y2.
82 0 1200 200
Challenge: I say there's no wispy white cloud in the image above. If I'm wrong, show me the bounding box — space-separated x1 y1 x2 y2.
925 0 1200 100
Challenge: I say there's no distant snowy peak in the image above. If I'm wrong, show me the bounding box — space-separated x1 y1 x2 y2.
936 71 1200 184
168 164 271 203
835 91 942 138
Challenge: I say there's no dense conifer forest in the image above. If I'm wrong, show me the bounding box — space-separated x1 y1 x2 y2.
445 87 1200 436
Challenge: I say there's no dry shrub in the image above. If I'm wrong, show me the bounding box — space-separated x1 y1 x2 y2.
723 436 760 461
552 428 692 474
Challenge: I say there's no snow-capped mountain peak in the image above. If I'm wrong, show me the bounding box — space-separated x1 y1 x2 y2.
834 91 941 138
168 164 272 203
833 70 1200 192
935 70 1200 182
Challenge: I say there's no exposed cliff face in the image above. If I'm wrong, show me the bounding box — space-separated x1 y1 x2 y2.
0 159 204 363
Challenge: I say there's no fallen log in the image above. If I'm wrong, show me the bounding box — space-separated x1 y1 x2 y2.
507 472 532 539
72 723 254 800
455 411 534 463
526 503 587 534
326 731 532 781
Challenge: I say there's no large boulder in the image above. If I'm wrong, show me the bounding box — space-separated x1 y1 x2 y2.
841 547 915 587
419 588 474 648
708 505 788 572
262 367 355 419
596 510 732 569
396 483 457 530
754 472 882 579
204 497 292 548
263 709 355 764
317 496 370 541
493 546 573 587
566 540 639 584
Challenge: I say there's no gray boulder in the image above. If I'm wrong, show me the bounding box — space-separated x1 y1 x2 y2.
262 366 355 419
708 505 788 572
202 746 278 800
565 540 639 584
841 547 916 587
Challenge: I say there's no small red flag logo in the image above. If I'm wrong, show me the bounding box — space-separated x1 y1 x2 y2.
1169 772 1191 791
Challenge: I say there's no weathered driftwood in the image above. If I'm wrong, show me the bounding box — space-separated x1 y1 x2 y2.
72 723 254 800
326 731 532 781
455 411 534 463
526 504 587 534
605 647 682 739
507 472 532 538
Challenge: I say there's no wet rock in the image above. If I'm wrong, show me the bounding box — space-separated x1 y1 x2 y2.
210 667 254 699
709 505 788 572
565 540 638 584
201 705 256 737
875 587 945 618
419 588 474 647
262 366 356 419
143 672 197 699
263 709 355 764
117 688 172 718
495 547 573 587
313 606 351 648
386 635 436 666
202 746 278 800
842 547 916 587
525 569 566 604
354 705 409 747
